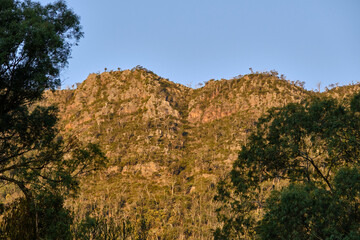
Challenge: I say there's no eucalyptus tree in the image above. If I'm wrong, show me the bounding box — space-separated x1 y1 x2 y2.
0 1 105 238
215 94 360 239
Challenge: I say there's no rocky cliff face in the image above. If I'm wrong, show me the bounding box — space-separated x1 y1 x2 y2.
44 69 315 176
187 74 309 123
43 68 358 239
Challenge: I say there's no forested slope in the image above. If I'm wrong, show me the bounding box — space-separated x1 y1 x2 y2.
36 68 358 238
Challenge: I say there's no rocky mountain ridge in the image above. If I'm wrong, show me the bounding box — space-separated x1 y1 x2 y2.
42 68 360 239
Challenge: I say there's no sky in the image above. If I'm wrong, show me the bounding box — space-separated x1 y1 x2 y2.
37 0 360 91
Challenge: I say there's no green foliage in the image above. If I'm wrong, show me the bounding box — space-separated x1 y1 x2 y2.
0 0 107 239
1 193 72 240
0 198 34 239
215 93 360 239
0 0 84 193
257 175 360 240
0 0 83 109
73 213 134 240
258 170 360 239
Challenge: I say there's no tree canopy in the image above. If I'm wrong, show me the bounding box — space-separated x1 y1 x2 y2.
215 94 360 239
0 1 106 238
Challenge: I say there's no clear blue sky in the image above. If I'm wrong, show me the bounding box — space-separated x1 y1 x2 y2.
38 0 360 91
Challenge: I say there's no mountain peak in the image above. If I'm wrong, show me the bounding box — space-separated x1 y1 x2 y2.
41 68 360 238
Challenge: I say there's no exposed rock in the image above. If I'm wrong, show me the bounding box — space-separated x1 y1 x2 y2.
40 68 359 239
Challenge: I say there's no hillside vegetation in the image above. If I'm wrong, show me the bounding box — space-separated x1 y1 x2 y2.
30 68 360 238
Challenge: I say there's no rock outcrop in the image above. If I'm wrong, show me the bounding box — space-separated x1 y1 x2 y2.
42 68 357 239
